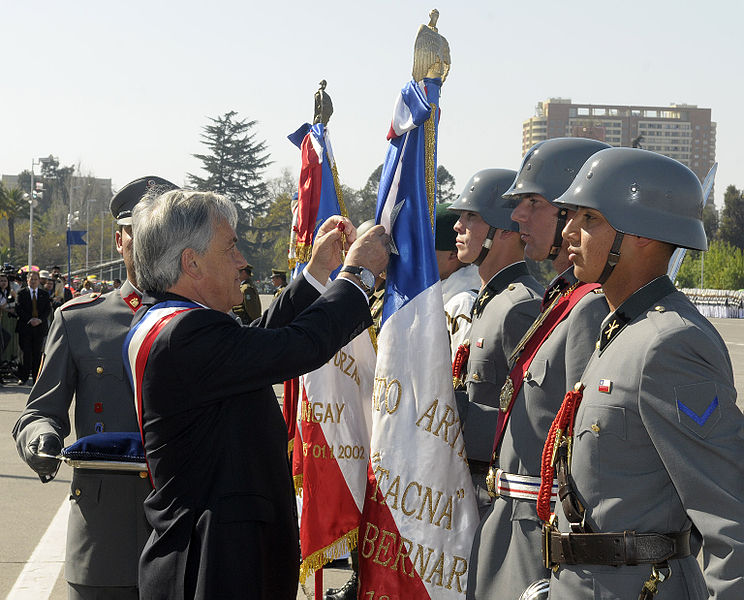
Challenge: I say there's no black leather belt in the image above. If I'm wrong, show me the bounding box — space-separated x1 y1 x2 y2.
544 529 691 567
467 459 491 474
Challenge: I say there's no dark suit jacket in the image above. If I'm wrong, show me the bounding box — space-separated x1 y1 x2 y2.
15 286 51 336
135 273 371 600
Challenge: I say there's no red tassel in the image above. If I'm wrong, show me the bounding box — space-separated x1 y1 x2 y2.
537 386 584 522
452 342 470 388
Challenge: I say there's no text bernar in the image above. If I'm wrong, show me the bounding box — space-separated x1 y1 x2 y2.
360 522 468 593
300 401 346 424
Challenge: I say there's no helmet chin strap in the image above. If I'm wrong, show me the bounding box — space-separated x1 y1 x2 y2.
474 226 497 266
597 231 625 284
548 208 568 261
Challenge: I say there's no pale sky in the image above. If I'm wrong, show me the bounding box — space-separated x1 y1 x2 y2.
2 0 741 207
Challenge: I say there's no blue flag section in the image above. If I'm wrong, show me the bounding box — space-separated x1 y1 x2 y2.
375 79 441 324
288 122 344 281
66 230 87 245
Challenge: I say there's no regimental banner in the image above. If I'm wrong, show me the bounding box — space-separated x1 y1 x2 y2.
358 78 479 599
288 121 347 275
298 330 376 582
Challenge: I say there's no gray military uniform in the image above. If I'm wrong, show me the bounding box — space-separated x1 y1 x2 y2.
549 276 744 599
459 261 543 515
467 268 609 600
12 280 151 596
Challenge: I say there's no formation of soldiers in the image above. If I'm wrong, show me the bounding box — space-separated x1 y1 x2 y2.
446 139 744 600
8 138 744 600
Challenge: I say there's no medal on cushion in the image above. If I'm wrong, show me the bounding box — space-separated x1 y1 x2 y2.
499 376 514 412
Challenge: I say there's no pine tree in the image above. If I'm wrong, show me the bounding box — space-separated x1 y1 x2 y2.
188 111 272 256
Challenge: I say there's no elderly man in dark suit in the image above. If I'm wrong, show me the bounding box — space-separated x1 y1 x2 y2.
16 270 51 384
126 189 389 600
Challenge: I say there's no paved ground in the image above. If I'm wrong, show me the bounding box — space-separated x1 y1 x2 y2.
1 310 742 599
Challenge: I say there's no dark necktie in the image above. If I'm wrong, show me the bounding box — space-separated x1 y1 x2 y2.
31 289 38 318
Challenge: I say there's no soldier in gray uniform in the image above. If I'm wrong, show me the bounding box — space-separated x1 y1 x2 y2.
448 168 543 516
12 175 177 600
542 147 744 599
467 138 611 599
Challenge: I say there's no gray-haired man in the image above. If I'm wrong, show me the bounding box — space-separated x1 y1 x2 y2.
127 190 389 600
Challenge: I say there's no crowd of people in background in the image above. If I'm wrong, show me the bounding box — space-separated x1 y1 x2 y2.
0 265 124 385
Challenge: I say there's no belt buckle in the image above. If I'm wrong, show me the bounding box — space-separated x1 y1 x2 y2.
542 513 558 570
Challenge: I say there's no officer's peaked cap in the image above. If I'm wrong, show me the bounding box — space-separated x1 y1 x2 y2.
110 175 178 225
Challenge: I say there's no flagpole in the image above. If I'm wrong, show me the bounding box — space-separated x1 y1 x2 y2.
314 567 323 599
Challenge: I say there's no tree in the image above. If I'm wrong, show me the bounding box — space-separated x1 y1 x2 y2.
702 203 719 242
436 165 458 204
676 241 744 290
359 164 383 209
188 111 272 258
341 184 375 227
0 182 27 252
718 185 744 249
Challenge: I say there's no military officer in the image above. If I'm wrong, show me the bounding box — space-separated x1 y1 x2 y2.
539 147 744 599
271 268 288 297
232 263 262 323
467 138 611 599
449 168 543 516
12 175 177 600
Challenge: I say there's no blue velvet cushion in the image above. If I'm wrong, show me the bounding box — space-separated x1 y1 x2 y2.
62 432 145 462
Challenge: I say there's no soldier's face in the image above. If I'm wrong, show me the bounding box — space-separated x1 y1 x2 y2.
453 211 489 264
563 207 618 283
510 195 559 261
116 226 135 280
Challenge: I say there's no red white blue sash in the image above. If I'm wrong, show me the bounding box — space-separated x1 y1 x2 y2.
123 301 201 456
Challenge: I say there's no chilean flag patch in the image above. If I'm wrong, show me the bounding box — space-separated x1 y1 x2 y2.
598 379 612 393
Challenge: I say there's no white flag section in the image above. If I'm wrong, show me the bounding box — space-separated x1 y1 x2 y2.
298 329 376 582
360 284 479 599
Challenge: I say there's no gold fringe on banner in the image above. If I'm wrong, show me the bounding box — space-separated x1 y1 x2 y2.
299 528 359 584
367 326 377 353
294 243 313 264
293 473 304 497
287 437 295 455
288 257 297 271
330 161 348 218
424 102 438 231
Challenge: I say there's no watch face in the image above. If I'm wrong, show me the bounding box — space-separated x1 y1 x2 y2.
360 268 375 290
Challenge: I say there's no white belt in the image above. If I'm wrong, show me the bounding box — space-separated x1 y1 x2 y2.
493 469 557 502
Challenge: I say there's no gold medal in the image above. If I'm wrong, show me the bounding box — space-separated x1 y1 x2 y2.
486 467 498 498
499 377 514 412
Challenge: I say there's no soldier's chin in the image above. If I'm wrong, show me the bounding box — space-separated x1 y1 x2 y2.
524 243 549 262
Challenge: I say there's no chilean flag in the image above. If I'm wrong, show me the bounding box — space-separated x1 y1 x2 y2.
358 79 479 599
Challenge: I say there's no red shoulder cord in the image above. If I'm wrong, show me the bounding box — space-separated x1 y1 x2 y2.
452 343 470 388
537 383 584 522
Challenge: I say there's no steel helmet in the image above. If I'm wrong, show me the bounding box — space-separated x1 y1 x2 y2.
555 147 707 251
502 138 612 207
518 579 550 600
448 169 519 266
449 169 519 231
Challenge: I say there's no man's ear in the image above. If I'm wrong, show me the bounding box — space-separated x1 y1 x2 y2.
180 248 202 280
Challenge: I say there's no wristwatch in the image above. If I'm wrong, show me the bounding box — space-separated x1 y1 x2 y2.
340 265 376 293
